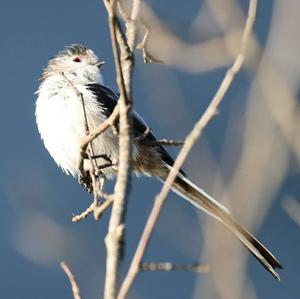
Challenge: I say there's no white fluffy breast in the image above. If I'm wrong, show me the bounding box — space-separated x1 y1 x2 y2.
36 75 119 177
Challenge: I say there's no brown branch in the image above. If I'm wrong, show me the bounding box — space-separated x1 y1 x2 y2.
60 261 82 299
140 262 210 273
117 1 258 298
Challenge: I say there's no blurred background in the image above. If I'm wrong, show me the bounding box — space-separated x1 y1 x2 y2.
1 0 299 298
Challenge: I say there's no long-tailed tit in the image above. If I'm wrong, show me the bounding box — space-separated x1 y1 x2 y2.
35 45 282 279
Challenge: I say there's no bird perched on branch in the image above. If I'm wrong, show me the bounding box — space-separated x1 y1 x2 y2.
36 44 282 279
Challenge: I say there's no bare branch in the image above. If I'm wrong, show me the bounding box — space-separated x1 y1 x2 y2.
134 127 183 145
154 139 184 146
60 70 118 228
126 0 141 51
94 195 115 220
72 201 98 223
140 262 210 273
72 190 113 222
60 71 108 215
59 70 110 205
117 0 142 51
60 261 82 299
78 105 120 178
117 1 258 298
117 1 162 64
136 22 164 64
102 0 135 298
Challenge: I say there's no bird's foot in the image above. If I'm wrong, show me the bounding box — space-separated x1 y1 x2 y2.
78 172 93 193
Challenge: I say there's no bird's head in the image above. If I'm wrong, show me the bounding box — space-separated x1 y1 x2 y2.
42 44 105 84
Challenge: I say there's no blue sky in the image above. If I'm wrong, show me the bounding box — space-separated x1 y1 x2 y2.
1 1 299 298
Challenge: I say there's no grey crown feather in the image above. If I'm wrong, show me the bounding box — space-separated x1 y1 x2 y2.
57 44 89 58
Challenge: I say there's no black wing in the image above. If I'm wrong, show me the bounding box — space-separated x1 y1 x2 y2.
87 84 180 171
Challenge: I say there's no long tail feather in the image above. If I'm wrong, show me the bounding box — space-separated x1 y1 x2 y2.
166 171 282 279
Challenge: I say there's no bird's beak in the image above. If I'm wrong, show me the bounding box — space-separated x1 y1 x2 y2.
96 60 105 68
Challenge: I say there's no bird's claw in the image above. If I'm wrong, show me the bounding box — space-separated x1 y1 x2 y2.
78 173 93 193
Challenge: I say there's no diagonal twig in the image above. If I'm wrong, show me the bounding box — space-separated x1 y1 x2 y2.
136 21 164 64
60 71 113 220
117 1 258 298
78 105 120 178
60 261 82 299
72 201 98 223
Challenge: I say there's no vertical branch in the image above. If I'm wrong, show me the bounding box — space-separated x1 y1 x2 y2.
117 1 258 298
127 0 141 50
117 0 140 96
102 0 137 298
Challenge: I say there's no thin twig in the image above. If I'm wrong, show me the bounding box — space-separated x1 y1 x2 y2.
60 71 106 216
78 105 120 178
117 1 130 23
154 139 184 146
119 0 141 52
136 21 164 64
134 127 183 145
94 195 115 220
60 70 105 202
72 190 113 222
60 72 118 226
72 201 98 222
60 261 82 299
134 127 151 141
140 262 210 273
117 1 258 298
117 2 163 64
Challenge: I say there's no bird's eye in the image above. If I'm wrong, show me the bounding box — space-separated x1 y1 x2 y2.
73 57 81 62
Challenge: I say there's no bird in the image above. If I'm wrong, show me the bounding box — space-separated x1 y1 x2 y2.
35 44 282 279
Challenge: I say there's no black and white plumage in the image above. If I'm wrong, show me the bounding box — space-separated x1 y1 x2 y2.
35 44 282 279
